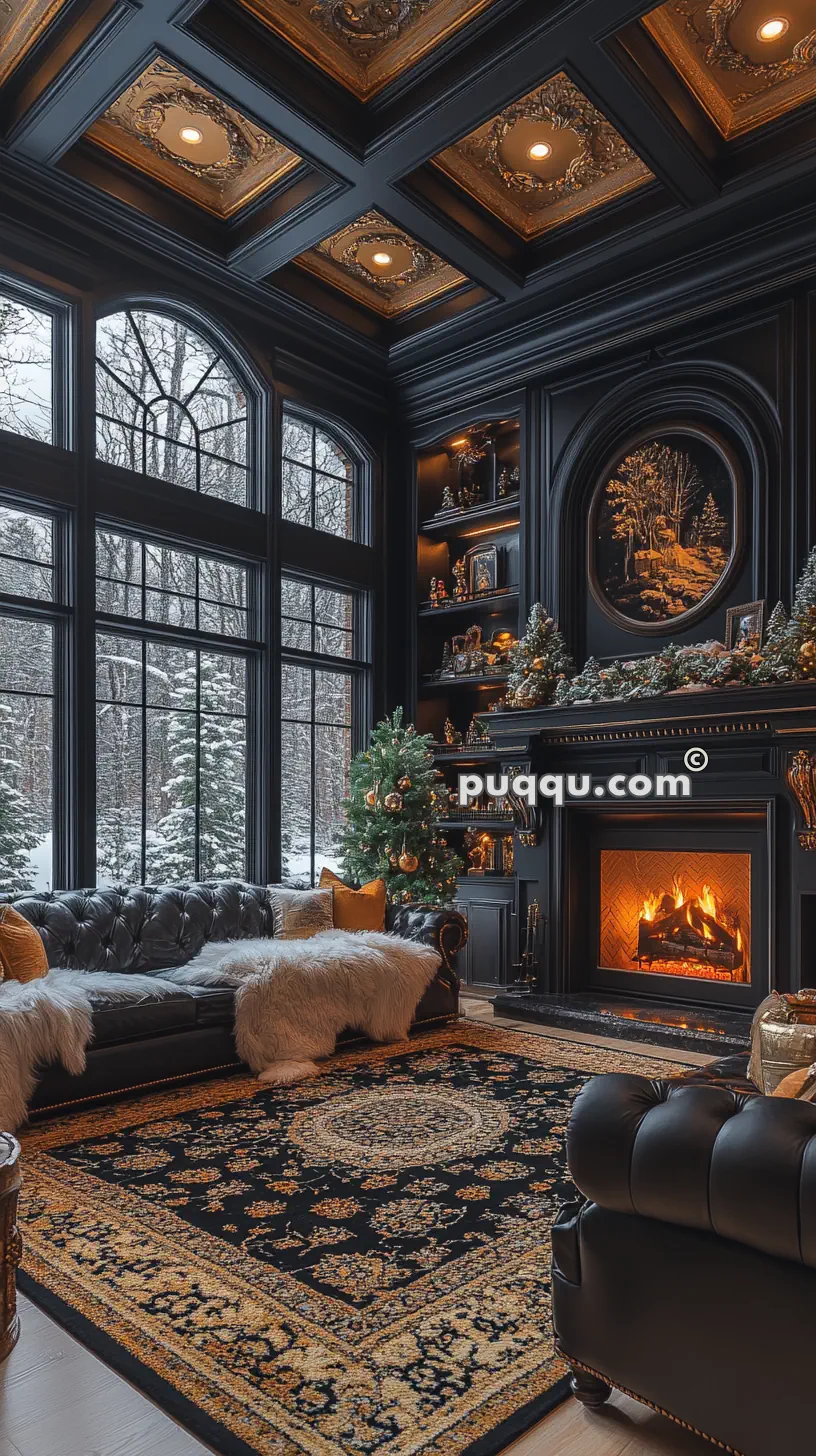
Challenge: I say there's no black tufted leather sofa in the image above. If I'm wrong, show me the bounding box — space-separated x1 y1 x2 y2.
552 1071 814 1455
0 882 466 1115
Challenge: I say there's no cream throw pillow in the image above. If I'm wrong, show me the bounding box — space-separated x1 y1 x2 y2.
267 887 333 940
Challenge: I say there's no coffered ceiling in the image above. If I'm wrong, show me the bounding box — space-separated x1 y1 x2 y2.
644 0 816 137
2 0 816 358
86 58 302 218
236 0 499 101
295 210 467 316
0 0 67 85
433 71 653 239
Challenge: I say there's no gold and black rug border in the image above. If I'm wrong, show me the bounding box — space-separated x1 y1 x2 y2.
19 1270 571 1456
19 1025 683 1456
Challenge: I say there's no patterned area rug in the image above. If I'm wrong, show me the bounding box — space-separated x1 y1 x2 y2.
20 1024 677 1456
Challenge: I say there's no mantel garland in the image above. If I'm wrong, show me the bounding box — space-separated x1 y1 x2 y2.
505 546 816 710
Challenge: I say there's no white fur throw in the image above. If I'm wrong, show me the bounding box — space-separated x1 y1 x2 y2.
170 929 441 1084
0 970 181 1131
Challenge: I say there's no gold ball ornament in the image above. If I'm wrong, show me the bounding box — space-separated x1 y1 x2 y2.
397 776 412 791
384 791 403 812
531 657 546 671
399 849 419 873
799 640 816 678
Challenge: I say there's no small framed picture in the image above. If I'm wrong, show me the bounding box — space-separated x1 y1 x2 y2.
465 544 498 597
725 600 765 651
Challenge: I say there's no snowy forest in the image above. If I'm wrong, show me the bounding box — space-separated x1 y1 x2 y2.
0 296 361 892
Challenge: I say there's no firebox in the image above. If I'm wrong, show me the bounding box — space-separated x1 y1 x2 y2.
599 850 751 985
576 808 770 1010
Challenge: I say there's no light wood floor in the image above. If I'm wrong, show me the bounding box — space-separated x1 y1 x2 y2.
1 1295 712 1456
2 1006 714 1456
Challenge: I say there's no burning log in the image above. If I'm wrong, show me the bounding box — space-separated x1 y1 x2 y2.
636 885 744 974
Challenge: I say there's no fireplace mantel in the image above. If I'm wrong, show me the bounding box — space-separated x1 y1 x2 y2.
481 682 816 750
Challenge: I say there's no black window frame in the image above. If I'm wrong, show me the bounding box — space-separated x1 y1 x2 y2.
279 570 372 886
94 305 258 511
0 492 72 890
0 277 71 451
281 407 369 545
94 521 263 885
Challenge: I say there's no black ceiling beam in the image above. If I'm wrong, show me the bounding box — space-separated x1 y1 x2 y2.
5 0 368 182
570 40 720 209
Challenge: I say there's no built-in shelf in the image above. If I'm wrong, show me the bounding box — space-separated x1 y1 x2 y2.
419 588 519 618
430 744 512 761
421 673 509 692
420 498 521 540
438 819 515 830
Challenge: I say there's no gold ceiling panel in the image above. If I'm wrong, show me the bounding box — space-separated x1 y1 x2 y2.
236 0 498 101
85 58 302 219
0 0 68 85
644 1 816 138
295 210 468 316
432 72 653 240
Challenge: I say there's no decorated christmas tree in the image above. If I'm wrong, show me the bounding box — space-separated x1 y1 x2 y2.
336 708 462 905
506 604 574 707
751 600 795 683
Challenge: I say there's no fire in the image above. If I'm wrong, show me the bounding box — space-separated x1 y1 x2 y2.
699 884 717 919
641 891 661 922
672 877 684 909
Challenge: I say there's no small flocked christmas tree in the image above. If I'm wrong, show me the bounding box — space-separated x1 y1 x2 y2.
751 600 795 684
506 604 574 707
779 546 816 680
0 702 42 891
336 708 462 905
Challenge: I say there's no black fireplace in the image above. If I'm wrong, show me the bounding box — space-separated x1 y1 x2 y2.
571 806 770 1011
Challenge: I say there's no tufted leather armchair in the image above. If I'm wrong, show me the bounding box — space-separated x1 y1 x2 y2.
552 1072 815 1456
0 882 466 1116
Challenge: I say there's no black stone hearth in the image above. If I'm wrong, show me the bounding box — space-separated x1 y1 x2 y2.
491 991 752 1056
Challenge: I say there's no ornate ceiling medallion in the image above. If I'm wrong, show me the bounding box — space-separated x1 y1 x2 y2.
85 58 302 218
0 0 69 85
644 1 816 137
432 72 653 240
235 0 498 100
295 210 468 316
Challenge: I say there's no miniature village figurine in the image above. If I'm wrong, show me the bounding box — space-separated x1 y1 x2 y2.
440 484 457 512
429 577 449 607
443 717 463 746
452 558 468 601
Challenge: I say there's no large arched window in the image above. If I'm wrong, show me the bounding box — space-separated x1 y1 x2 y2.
96 309 250 506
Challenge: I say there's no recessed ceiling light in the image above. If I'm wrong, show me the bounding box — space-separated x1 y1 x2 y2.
528 141 552 160
371 251 393 267
757 16 789 40
178 125 203 145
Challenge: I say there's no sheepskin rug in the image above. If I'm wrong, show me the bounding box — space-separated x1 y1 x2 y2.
0 971 182 1131
169 929 441 1083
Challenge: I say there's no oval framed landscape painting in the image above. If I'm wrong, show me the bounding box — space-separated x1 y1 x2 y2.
589 424 742 633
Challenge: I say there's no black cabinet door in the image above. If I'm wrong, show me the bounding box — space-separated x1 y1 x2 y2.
455 879 516 987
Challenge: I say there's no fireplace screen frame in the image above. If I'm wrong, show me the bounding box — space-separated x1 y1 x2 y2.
579 807 770 1009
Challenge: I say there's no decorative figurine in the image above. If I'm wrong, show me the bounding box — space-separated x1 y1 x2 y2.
440 484 457 512
443 718 463 746
497 467 510 498
465 715 491 747
452 558 468 601
439 642 453 677
501 835 514 875
430 577 450 607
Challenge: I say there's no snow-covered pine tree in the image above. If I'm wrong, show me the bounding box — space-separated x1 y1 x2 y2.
748 601 793 684
555 656 603 704
506 604 574 707
0 700 42 891
147 660 246 883
697 493 728 546
336 708 461 905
